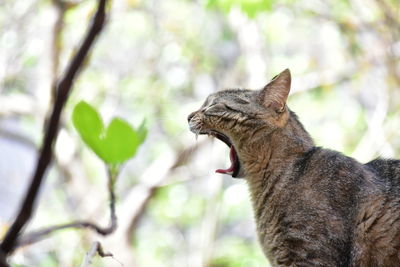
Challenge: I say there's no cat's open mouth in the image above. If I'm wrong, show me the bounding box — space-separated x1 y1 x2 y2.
207 131 240 178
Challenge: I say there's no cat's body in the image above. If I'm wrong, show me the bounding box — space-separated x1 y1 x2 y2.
188 69 400 266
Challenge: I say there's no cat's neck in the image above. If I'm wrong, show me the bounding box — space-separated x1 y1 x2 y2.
240 111 315 203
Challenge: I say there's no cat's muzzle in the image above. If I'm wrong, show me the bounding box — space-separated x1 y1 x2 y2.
187 113 241 178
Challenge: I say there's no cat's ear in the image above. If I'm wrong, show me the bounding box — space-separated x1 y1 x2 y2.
260 69 291 113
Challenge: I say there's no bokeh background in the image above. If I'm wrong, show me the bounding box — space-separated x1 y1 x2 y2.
0 0 399 266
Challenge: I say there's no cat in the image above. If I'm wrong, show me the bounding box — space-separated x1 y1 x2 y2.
187 69 400 267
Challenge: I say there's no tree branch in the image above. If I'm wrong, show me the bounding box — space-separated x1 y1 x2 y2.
126 139 209 243
0 0 108 260
16 168 117 247
80 241 115 267
50 0 83 105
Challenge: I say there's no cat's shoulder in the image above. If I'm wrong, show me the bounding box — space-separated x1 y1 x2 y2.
293 147 364 179
365 158 400 177
365 158 400 169
365 158 400 192
303 146 360 167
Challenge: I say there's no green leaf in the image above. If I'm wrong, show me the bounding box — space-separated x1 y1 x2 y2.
102 118 141 164
72 101 147 165
72 101 104 157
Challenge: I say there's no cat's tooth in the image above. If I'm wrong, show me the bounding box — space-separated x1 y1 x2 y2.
195 133 198 140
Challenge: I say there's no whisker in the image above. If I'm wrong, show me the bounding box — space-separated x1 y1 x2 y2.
196 126 203 141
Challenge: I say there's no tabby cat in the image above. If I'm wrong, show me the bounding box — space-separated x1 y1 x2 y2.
188 69 400 266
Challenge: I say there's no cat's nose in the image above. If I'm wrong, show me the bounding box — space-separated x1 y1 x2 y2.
187 112 196 123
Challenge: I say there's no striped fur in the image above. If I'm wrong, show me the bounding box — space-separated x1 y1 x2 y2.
188 69 400 266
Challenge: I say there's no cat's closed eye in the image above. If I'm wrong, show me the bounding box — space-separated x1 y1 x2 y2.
235 98 250 105
203 103 226 115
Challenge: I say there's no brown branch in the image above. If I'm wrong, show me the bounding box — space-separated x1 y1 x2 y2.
80 241 116 267
50 2 67 104
50 0 83 105
0 252 6 267
16 168 117 247
126 139 209 243
17 222 111 247
0 0 108 260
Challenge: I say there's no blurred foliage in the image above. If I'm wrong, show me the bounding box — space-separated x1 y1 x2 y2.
205 0 273 18
0 0 399 266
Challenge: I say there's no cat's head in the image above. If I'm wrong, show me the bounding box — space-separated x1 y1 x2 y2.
188 69 292 178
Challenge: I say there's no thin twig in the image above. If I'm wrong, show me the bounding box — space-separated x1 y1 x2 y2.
0 0 108 259
126 140 208 243
17 222 112 247
80 241 115 267
16 167 118 247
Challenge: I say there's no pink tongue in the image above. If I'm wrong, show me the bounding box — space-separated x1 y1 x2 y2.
216 145 236 174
